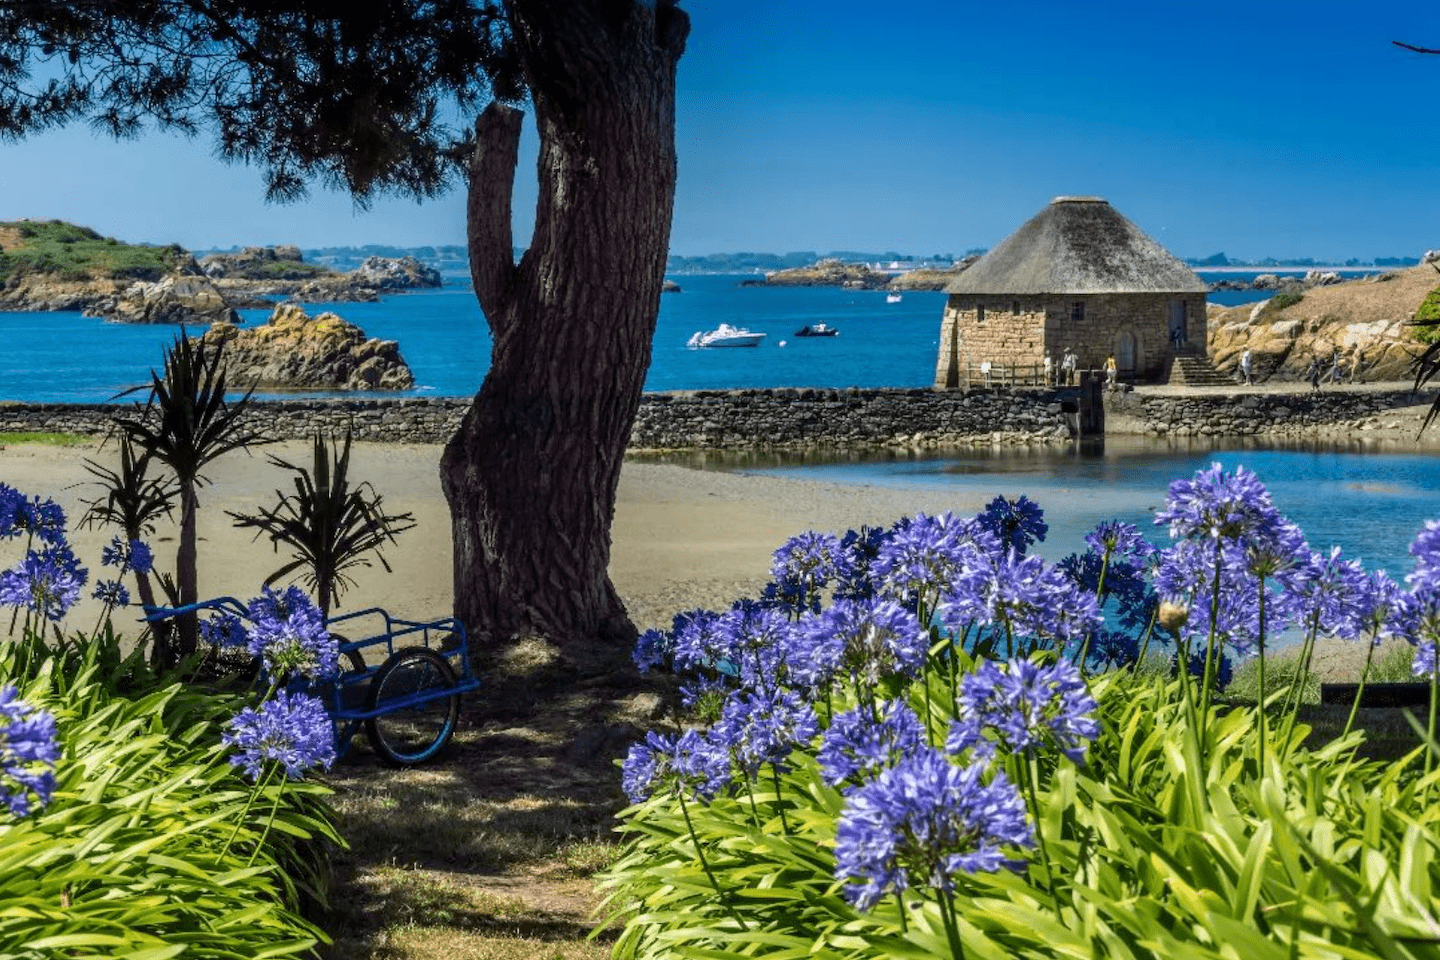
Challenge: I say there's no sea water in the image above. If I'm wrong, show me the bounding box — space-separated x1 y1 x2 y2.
738 441 1440 580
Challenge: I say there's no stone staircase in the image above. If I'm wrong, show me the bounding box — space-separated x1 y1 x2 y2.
1167 349 1234 387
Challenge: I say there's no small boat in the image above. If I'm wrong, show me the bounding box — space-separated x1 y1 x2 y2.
794 323 839 338
886 292 903 303
687 323 767 348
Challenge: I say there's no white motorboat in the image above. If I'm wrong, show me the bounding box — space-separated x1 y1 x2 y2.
886 292 903 304
687 323 767 348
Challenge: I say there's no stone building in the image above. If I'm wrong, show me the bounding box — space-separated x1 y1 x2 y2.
934 197 1208 388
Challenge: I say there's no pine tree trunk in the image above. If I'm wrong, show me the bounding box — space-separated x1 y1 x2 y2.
440 0 688 650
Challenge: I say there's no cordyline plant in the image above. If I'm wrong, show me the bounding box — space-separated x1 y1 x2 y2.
228 430 416 618
78 433 178 663
114 329 270 663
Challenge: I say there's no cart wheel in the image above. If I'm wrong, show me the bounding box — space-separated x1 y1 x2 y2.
365 647 460 766
329 633 367 673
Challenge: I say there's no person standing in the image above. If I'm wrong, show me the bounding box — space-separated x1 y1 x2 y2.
1240 348 1253 385
1306 357 1321 392
1105 353 1118 389
1061 348 1077 386
1043 350 1053 387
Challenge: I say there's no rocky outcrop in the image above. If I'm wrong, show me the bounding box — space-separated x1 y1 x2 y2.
1207 264 1439 382
351 255 442 290
201 303 414 391
96 275 239 325
662 279 682 293
887 257 979 291
210 252 442 303
740 259 894 289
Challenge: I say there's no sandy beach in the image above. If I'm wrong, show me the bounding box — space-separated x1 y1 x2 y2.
0 433 1425 681
0 439 997 637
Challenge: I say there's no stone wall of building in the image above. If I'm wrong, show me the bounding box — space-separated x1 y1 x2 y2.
936 291 1207 387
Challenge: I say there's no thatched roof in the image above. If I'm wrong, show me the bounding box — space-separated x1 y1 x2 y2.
945 197 1208 295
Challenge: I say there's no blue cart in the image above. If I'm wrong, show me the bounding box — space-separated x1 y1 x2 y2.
143 598 482 766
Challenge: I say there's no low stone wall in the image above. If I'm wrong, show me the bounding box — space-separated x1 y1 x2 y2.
1104 387 1426 438
0 386 1426 449
631 388 1071 449
0 389 1074 449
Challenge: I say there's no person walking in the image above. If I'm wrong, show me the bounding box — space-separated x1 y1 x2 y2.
1240 348 1253 385
1306 357 1321 392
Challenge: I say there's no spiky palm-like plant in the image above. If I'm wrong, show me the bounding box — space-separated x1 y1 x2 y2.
114 329 269 660
229 430 415 618
78 434 180 663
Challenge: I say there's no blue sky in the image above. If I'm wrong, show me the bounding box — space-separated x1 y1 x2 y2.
1 0 1437 260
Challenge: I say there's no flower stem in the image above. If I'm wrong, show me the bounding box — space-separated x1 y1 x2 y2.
938 890 966 960
1340 636 1379 741
769 764 790 835
1023 756 1061 919
219 763 277 861
677 791 748 931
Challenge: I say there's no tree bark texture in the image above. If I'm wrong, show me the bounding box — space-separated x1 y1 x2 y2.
440 0 688 648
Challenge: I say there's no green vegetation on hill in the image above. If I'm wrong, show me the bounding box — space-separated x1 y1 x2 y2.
0 219 185 284
1412 285 1440 345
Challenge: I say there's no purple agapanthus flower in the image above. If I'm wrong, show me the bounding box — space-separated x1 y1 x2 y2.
769 531 851 612
91 579 131 608
1408 520 1440 597
0 684 60 817
713 601 800 695
834 747 1032 911
977 494 1048 556
200 612 249 648
1358 570 1417 645
1154 463 1284 544
100 536 154 576
1084 521 1155 565
1277 546 1371 642
244 586 338 681
1413 641 1440 680
834 525 890 601
0 490 67 546
633 627 672 674
1176 648 1235 691
620 728 732 805
0 545 87 622
793 597 928 693
817 699 927 787
222 690 335 781
941 549 1102 654
668 609 730 676
871 512 996 610
713 688 819 778
947 658 1100 763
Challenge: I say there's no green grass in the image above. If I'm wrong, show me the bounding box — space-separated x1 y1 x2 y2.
0 431 93 446
0 219 185 284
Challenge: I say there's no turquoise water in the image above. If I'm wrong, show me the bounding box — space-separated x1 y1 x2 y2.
740 441 1440 580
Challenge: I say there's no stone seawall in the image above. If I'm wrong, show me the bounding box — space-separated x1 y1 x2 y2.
0 389 1073 449
0 386 1426 449
1103 387 1426 439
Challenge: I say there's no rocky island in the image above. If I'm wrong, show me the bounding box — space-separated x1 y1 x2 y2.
1207 262 1440 382
0 219 443 324
202 303 414 391
740 256 977 291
